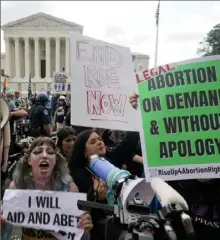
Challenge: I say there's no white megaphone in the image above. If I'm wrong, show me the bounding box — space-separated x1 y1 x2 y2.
0 96 10 130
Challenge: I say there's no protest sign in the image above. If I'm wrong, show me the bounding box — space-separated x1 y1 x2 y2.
3 189 86 240
69 32 140 131
137 56 220 180
53 72 68 93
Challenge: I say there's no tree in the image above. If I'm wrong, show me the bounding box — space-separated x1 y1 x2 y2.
197 23 220 56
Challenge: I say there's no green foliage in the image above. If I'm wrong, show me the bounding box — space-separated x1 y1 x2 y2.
197 24 220 56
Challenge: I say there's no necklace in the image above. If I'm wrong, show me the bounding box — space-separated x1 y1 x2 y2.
32 178 52 187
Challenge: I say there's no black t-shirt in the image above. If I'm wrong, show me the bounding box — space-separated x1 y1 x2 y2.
168 179 220 240
55 105 68 123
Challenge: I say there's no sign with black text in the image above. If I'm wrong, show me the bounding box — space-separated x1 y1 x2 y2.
137 55 220 180
3 189 87 240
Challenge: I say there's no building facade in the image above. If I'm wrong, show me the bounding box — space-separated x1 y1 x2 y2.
1 12 149 96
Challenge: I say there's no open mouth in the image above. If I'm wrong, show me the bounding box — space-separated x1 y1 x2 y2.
39 161 50 170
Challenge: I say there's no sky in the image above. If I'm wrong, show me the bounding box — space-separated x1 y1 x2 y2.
1 1 220 67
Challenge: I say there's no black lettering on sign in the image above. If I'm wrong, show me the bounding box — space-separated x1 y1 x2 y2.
160 142 169 158
159 138 220 159
174 71 184 86
53 214 77 227
163 117 178 134
7 212 25 223
36 196 61 209
163 114 220 134
142 96 161 113
27 212 50 224
165 90 220 110
148 66 217 91
68 232 76 240
28 196 31 208
58 231 76 240
23 228 54 238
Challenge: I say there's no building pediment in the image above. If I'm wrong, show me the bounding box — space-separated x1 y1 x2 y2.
1 12 83 31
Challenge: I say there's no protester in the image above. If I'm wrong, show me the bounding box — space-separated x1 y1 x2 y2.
54 95 68 131
5 91 16 111
57 127 77 160
68 130 109 240
14 90 26 109
1 137 93 240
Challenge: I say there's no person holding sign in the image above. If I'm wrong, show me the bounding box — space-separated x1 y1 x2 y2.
129 93 220 240
1 137 93 240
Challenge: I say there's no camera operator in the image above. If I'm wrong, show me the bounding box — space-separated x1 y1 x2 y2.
129 93 220 240
28 92 51 137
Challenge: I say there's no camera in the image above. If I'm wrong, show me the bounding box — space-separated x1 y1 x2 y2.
16 121 30 138
77 156 195 240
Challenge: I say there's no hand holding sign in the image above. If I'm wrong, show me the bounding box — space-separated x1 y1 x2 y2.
78 213 93 232
129 93 139 109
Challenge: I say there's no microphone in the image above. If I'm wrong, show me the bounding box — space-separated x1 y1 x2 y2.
150 177 188 210
151 178 195 239
89 155 156 211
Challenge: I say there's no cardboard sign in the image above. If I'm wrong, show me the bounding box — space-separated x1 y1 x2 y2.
53 72 69 93
3 189 87 240
137 55 220 180
69 32 140 131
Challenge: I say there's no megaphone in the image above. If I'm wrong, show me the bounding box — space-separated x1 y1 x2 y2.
0 96 10 130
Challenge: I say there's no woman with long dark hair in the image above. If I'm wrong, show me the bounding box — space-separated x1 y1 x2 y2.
57 127 77 159
68 130 111 240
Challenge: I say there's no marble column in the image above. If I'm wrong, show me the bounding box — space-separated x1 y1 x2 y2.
34 37 40 78
55 37 60 72
24 37 30 79
14 37 20 78
45 37 51 78
4 37 11 77
65 37 70 75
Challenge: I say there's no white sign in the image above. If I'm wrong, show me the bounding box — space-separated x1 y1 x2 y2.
3 189 86 240
70 32 140 131
53 72 70 93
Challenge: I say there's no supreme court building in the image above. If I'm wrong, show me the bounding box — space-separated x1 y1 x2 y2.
1 12 149 96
